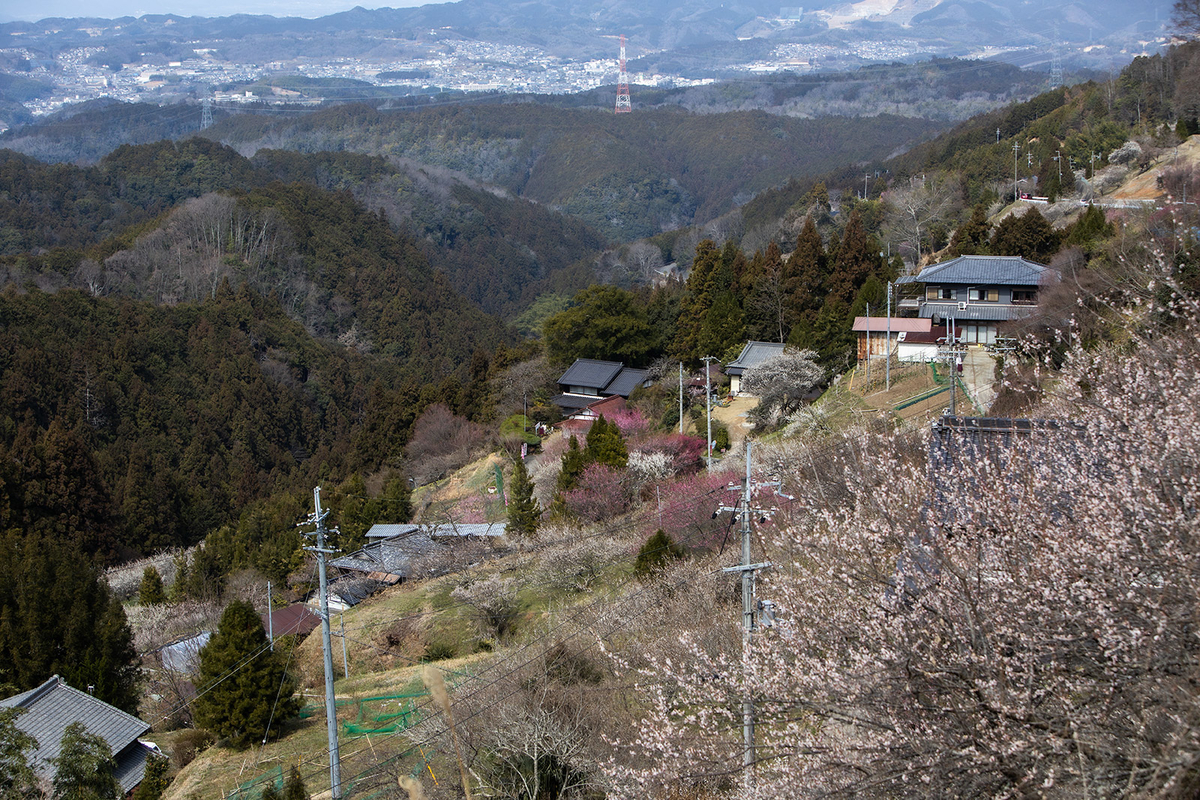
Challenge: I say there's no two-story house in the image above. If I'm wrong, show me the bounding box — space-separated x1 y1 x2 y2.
552 359 649 412
896 255 1057 345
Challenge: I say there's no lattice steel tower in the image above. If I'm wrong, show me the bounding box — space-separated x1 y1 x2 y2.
615 34 632 113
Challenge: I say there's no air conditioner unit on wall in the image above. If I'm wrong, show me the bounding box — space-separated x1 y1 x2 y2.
958 302 968 310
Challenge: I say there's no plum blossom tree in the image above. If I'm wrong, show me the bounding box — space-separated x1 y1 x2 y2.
742 348 824 426
606 304 1200 798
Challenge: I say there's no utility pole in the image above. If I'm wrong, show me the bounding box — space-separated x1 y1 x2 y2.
266 581 273 651
865 303 870 387
340 614 349 677
886 280 892 392
702 355 718 466
1012 141 1020 201
939 324 966 418
304 488 342 799
679 362 684 435
716 442 780 791
737 445 754 789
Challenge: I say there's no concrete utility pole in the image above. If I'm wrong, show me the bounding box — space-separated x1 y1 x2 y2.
1013 141 1020 201
304 488 342 799
679 362 684 435
939 325 966 418
886 280 892 392
266 582 273 651
702 355 718 466
865 303 870 387
716 442 780 791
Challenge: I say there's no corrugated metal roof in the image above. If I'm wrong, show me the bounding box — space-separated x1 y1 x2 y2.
551 393 598 410
365 523 421 539
557 359 624 390
902 255 1053 286
160 632 210 673
725 342 786 374
262 605 321 639
0 676 150 793
852 317 931 333
424 522 507 538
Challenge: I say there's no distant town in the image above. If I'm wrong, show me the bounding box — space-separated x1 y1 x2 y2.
3 32 1023 119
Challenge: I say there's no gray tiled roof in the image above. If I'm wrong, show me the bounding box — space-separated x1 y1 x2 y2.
332 532 443 577
1 675 151 793
365 522 507 542
725 342 786 375
557 359 625 390
329 576 384 607
604 367 649 397
897 255 1053 286
919 302 1034 322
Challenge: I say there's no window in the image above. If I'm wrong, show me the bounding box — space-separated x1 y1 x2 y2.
1012 290 1038 304
968 288 1000 302
928 286 955 300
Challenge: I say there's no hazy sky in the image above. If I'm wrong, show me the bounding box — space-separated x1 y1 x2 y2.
0 0 430 22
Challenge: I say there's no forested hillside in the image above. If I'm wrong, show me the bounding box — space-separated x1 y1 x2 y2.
251 149 607 316
0 287 417 560
0 137 607 318
215 103 940 241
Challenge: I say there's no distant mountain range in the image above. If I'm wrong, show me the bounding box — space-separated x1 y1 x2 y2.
0 0 1174 73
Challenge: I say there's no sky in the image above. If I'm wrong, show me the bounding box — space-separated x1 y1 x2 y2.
0 0 430 22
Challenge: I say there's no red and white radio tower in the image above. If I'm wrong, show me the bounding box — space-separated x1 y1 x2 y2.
615 34 632 113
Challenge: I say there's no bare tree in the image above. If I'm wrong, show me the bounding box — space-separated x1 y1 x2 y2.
884 173 959 268
626 242 665 285
1174 0 1200 37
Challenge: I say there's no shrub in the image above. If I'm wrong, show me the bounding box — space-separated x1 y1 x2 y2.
634 529 686 578
139 566 166 605
407 403 487 485
608 407 650 438
171 729 214 769
451 574 521 640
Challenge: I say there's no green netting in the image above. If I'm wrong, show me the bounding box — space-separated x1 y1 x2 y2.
341 691 428 737
226 765 283 800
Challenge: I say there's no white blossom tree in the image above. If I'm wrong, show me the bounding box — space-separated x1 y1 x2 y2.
742 348 825 426
607 304 1200 798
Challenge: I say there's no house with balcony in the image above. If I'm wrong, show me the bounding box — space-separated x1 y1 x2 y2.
895 255 1056 345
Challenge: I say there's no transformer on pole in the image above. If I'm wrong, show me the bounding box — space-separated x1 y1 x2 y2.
615 34 632 113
